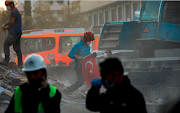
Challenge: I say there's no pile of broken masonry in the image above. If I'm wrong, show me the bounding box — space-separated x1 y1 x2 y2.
0 61 88 113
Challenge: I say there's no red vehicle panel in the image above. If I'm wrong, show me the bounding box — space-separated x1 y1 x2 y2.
16 28 100 66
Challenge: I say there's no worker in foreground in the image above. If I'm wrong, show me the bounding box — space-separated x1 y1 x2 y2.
0 0 22 68
63 31 96 95
5 54 61 113
86 58 147 113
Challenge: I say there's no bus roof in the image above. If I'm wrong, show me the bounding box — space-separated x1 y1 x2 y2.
22 28 85 35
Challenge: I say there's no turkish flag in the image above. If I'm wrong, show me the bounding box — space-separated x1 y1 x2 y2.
81 54 101 87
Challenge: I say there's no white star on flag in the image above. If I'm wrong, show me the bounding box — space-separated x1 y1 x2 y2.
89 69 93 74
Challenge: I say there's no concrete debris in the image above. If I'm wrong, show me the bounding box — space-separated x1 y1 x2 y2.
0 63 27 111
2 90 13 97
0 94 11 101
0 63 90 113
47 79 56 85
0 87 5 94
0 105 8 113
3 100 10 104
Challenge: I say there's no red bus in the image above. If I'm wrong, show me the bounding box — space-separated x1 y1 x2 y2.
17 28 100 66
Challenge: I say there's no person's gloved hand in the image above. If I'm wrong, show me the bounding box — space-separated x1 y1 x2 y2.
2 24 5 31
93 52 97 57
91 78 102 89
2 24 8 31
75 55 83 60
78 56 83 60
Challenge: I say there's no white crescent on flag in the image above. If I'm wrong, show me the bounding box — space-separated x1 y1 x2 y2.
85 60 94 73
85 60 93 70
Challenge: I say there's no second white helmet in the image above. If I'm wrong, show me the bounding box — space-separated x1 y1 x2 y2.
22 54 46 72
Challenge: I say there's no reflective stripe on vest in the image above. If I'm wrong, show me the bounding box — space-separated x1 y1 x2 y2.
14 85 57 113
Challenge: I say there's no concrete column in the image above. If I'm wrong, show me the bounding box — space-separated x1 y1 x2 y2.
103 8 105 24
130 1 132 21
92 11 94 26
109 6 111 22
116 3 119 21
115 4 117 22
97 10 99 25
122 1 125 21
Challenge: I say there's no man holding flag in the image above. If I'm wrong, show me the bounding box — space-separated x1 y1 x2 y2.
63 31 97 95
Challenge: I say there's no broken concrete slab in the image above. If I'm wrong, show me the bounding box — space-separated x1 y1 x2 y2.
3 100 10 104
2 90 13 97
0 94 11 101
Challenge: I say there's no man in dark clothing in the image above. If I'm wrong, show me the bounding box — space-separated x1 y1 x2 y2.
5 54 61 113
1 0 22 68
86 58 147 113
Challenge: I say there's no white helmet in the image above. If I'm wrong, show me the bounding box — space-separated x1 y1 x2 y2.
22 54 46 72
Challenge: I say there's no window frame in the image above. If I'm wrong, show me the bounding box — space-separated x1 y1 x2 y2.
98 9 103 25
161 1 180 24
111 8 116 22
88 15 92 27
117 5 123 21
21 37 56 55
93 14 98 26
58 36 82 54
131 1 138 21
104 10 109 23
124 2 131 21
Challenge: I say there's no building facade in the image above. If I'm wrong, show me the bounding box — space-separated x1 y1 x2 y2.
80 1 143 30
17 0 70 22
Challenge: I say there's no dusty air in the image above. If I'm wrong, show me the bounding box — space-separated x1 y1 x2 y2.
0 0 180 113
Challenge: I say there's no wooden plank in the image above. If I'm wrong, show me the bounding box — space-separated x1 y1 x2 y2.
20 79 27 82
2 90 13 97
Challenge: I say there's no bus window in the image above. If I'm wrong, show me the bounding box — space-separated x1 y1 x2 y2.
21 37 55 55
60 36 81 53
46 38 55 50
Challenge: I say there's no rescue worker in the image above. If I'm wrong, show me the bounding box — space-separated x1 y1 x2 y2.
1 0 22 68
50 59 56 66
57 61 63 66
5 54 61 113
86 58 147 113
63 31 96 94
103 50 112 58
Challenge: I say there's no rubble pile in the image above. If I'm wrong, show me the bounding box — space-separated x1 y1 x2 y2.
0 62 89 113
47 76 92 113
0 62 27 113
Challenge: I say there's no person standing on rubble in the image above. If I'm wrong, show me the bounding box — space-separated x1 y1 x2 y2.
0 0 22 68
86 58 147 113
62 31 96 95
5 54 61 113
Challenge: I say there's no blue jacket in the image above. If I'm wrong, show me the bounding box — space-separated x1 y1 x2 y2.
9 8 22 33
68 40 91 68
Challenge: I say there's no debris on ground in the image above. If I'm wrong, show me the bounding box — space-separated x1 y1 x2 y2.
0 63 26 113
0 62 89 113
0 62 161 113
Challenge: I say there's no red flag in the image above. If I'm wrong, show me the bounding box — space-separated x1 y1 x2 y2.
81 54 101 87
